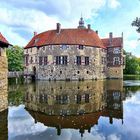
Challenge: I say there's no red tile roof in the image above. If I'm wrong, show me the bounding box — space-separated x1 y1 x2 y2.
101 37 122 48
25 29 105 49
0 32 9 45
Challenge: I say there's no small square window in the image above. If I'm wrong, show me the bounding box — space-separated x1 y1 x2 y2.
42 46 45 50
79 45 84 50
60 45 68 50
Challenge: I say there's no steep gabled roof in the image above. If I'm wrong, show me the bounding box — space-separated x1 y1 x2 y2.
101 37 123 48
24 28 105 49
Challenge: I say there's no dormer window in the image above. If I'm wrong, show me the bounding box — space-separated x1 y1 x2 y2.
34 38 39 45
79 45 84 50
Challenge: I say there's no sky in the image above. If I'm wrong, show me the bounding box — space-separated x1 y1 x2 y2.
0 0 140 57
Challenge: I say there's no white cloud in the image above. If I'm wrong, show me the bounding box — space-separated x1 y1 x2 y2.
107 134 121 140
0 0 110 46
8 105 47 139
107 0 120 9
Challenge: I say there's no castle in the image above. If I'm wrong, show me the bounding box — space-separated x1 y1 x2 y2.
24 17 125 80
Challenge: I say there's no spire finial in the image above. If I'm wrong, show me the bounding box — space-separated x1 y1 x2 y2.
78 14 86 29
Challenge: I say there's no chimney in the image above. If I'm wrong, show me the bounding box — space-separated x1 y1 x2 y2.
34 32 37 36
56 23 61 34
96 30 98 34
87 24 91 30
109 32 113 45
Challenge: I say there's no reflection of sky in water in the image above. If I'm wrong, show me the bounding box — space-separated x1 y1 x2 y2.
124 80 140 86
8 91 140 140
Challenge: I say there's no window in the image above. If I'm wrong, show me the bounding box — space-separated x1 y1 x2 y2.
44 56 48 65
56 56 61 65
56 56 68 65
113 48 120 54
30 57 33 64
79 45 84 50
85 57 89 65
26 49 28 53
30 48 32 52
39 57 43 65
34 38 39 45
113 57 120 65
76 56 81 65
85 94 89 103
62 56 68 65
60 45 68 50
48 45 53 50
42 46 45 50
25 55 29 66
35 56 37 63
76 95 81 104
102 57 106 64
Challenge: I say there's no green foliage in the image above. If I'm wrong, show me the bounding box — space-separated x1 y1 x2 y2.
132 17 140 33
124 53 140 75
7 45 24 71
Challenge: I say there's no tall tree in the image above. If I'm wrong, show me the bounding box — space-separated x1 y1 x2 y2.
7 45 24 71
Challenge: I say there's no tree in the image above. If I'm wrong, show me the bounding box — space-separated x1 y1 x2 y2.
132 17 140 33
124 53 140 75
7 45 24 71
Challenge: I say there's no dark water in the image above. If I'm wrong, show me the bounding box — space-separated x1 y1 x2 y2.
1 79 140 140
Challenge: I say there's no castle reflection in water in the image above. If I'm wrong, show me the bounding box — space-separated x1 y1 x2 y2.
24 80 125 137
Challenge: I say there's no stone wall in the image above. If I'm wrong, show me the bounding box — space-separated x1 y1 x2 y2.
24 45 107 80
107 66 123 79
0 47 8 112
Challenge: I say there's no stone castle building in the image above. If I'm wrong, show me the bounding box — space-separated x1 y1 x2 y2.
24 18 125 80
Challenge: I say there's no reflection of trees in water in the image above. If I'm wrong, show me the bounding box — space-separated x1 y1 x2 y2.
124 86 140 98
8 83 25 106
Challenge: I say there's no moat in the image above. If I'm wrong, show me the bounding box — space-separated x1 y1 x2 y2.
1 79 140 140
